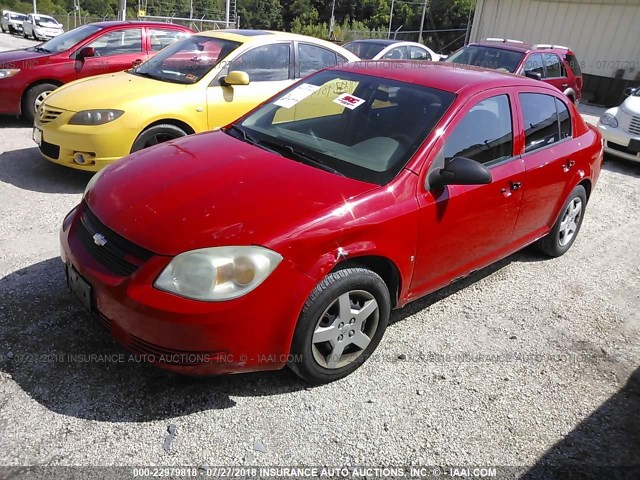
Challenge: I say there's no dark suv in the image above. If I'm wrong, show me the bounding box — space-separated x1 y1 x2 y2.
446 39 583 103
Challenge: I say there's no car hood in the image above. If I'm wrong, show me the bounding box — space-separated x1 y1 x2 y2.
37 22 62 28
621 95 640 115
86 131 377 256
0 48 48 63
45 71 181 111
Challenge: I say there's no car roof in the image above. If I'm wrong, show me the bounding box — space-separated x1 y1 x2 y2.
89 20 193 29
346 39 401 46
195 30 359 58
473 40 572 54
333 61 560 95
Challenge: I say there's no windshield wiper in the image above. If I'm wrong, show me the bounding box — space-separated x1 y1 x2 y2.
227 124 259 145
256 138 345 177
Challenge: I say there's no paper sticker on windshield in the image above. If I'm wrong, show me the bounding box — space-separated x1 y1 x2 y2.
274 84 321 109
333 93 365 110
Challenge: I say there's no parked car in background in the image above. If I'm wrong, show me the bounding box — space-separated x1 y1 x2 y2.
343 39 445 61
598 86 640 162
22 13 63 40
1 11 27 35
0 21 193 122
446 39 583 103
34 29 359 171
60 62 603 383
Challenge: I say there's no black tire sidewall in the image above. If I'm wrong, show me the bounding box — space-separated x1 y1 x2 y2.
290 267 391 384
24 83 57 123
544 185 587 257
130 124 187 153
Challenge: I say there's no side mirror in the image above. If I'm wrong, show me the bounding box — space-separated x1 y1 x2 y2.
624 87 637 97
429 157 492 189
524 71 542 81
221 70 250 86
76 46 96 61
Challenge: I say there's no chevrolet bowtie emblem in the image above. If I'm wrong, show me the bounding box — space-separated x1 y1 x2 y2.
93 233 107 246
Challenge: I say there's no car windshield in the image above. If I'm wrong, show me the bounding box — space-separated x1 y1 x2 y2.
232 70 455 185
37 25 102 53
11 14 26 20
446 45 524 73
343 42 387 60
34 15 58 26
132 35 241 84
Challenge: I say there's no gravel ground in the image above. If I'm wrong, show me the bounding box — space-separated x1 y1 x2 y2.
1 33 639 475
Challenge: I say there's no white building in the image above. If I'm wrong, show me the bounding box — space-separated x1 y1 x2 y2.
469 0 640 106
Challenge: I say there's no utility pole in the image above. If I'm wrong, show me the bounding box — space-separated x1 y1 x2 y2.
387 0 394 39
418 0 427 44
119 0 126 20
32 0 37 14
464 2 473 45
329 0 336 40
225 0 230 27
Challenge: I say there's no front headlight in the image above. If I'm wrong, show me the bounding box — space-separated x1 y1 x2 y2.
599 113 619 128
155 246 283 301
0 69 20 79
69 110 124 125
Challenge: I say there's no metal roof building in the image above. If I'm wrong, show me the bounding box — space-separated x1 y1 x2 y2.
469 0 640 106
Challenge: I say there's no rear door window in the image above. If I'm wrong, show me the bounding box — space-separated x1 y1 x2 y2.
520 93 570 152
297 43 339 77
409 46 431 60
543 53 564 78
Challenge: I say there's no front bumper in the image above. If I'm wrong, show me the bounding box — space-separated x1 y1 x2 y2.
598 123 640 163
36 109 139 171
59 204 316 375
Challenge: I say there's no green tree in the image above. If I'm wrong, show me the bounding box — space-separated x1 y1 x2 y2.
237 0 283 29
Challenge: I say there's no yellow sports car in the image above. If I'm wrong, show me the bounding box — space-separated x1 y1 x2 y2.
33 29 358 171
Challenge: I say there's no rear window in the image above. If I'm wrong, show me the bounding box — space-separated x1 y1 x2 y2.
565 53 582 76
446 45 525 73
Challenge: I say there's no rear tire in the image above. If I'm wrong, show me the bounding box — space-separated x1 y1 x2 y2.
289 267 390 384
23 83 58 123
534 185 587 257
130 124 188 152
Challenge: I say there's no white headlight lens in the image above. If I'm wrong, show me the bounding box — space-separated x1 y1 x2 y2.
155 246 283 301
69 110 124 125
599 113 618 128
0 69 20 79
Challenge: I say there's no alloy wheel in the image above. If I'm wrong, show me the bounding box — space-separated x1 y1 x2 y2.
311 290 379 369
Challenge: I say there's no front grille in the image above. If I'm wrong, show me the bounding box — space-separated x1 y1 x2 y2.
75 205 154 276
628 115 640 136
38 105 63 124
128 335 225 366
607 141 639 156
39 140 59 159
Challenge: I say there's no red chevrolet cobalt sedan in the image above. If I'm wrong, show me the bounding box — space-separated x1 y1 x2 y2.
60 62 603 383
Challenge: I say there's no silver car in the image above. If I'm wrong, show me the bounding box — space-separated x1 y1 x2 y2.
22 13 63 40
1 11 27 35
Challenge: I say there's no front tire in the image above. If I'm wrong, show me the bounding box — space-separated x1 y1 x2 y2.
23 83 57 123
534 185 587 257
289 267 390 384
131 124 188 153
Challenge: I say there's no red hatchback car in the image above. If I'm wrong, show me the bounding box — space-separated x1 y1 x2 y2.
446 39 583 104
0 21 192 122
60 62 603 383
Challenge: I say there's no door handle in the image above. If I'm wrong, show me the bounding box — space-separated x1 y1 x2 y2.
563 160 575 172
510 181 522 190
